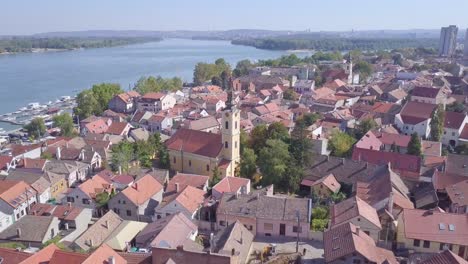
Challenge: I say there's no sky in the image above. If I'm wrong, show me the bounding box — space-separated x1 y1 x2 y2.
1 0 468 35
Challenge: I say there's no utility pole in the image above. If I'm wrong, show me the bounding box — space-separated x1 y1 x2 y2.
296 210 300 253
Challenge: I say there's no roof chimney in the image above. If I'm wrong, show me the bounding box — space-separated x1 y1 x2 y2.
56 147 61 160
105 220 110 229
16 228 21 238
356 226 360 236
175 183 180 193
133 182 138 191
108 256 115 264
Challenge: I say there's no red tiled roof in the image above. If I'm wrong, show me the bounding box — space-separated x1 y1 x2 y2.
311 174 341 193
433 171 467 191
174 185 206 214
0 180 36 208
85 119 109 134
166 173 209 194
142 92 165 100
165 128 222 158
352 148 421 177
0 248 31 263
10 143 41 157
213 176 249 195
444 111 466 129
460 124 468 140
49 250 88 264
412 86 441 98
330 196 381 229
106 122 130 135
0 156 13 170
112 174 134 185
122 174 163 205
19 244 59 264
399 101 436 125
401 209 468 246
420 249 468 264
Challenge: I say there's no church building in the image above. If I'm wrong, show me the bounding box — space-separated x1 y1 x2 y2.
165 82 240 178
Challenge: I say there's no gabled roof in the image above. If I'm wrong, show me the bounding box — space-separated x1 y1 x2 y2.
323 223 398 264
106 122 130 135
309 174 341 193
136 212 197 249
412 86 442 98
0 180 37 208
82 244 126 264
213 177 250 195
183 116 219 131
0 248 32 263
172 185 206 214
76 174 112 199
74 210 123 251
166 173 209 193
121 174 163 206
105 220 148 251
165 128 222 158
420 249 468 264
19 244 59 264
401 209 468 246
214 221 254 263
398 101 436 125
141 92 165 101
0 215 57 243
446 180 468 207
49 250 88 264
444 111 466 129
330 196 381 229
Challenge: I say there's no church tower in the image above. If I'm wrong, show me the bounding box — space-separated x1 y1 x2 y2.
221 77 240 176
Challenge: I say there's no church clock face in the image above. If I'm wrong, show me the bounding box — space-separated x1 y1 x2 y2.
225 113 229 117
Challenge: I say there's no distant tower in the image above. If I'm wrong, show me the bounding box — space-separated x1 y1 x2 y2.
439 25 458 57
347 54 353 84
464 29 468 58
221 77 240 176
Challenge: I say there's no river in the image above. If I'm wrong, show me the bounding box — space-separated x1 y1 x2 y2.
0 38 290 131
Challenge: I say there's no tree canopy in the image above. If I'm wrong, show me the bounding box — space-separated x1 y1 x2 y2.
134 76 182 94
430 105 445 141
24 117 46 139
328 130 356 157
193 58 231 85
52 113 75 137
74 83 122 119
407 133 422 156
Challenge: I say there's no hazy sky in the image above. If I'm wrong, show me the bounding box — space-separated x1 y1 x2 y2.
1 0 467 35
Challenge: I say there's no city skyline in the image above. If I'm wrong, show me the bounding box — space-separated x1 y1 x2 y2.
1 0 468 35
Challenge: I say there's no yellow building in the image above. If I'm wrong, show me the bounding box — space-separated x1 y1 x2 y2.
165 98 240 178
396 208 468 260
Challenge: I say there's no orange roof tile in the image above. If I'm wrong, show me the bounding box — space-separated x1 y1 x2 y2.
122 174 163 205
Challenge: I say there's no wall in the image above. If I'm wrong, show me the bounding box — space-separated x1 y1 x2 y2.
256 218 309 239
395 115 431 138
63 188 97 212
216 213 256 235
37 187 51 204
0 201 14 232
155 199 195 221
169 150 218 177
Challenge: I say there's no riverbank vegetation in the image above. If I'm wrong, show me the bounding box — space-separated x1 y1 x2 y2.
74 83 123 119
0 37 162 53
232 37 438 51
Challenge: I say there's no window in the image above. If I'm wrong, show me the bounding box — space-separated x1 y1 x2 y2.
118 200 121 204
206 165 210 172
364 231 370 235
225 141 228 148
452 132 456 136
235 141 237 149
440 243 446 250
293 226 302 233
423 240 430 248
413 239 421 247
235 121 238 129
173 157 176 164
220 221 226 226
113 208 120 215
157 215 161 219
66 197 75 203
189 160 192 167
82 199 90 205
123 200 126 204
225 121 229 129
353 260 361 264
126 210 132 216
264 223 273 231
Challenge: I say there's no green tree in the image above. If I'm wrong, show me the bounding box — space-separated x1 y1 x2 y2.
193 58 231 85
407 133 422 156
134 140 153 168
283 89 297 100
95 192 111 207
233 59 253 77
210 165 221 187
446 102 465 113
430 104 445 141
158 145 170 169
239 147 257 179
328 130 356 157
355 118 378 138
353 61 373 83
330 192 347 203
258 139 291 188
267 122 290 143
24 117 46 139
52 113 75 137
90 83 123 113
250 125 268 154
111 141 135 172
134 76 182 94
74 89 99 119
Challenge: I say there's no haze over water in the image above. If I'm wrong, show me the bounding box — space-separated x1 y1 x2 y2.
0 39 287 130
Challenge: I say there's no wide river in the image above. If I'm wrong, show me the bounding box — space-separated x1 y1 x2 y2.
0 38 292 131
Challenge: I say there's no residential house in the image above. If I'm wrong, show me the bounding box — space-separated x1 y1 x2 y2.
152 245 235 264
217 192 311 238
135 212 198 250
446 180 468 214
418 249 468 264
9 143 42 160
108 91 141 114
442 111 468 147
212 176 250 200
111 174 134 191
148 114 173 133
211 221 254 264
108 174 164 222
302 173 340 199
155 185 206 220
323 222 398 264
293 80 315 94
104 220 148 251
395 101 437 138
72 210 123 251
80 116 112 136
7 168 52 203
44 160 90 187
411 86 446 105
106 121 132 137
166 173 209 193
0 180 37 232
137 92 176 113
63 173 113 215
0 156 16 174
396 209 468 260
330 196 382 242
29 203 93 243
0 215 60 248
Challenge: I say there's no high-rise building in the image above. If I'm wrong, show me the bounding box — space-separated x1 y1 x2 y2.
464 29 468 57
439 25 458 57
